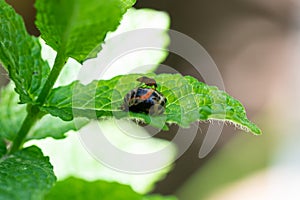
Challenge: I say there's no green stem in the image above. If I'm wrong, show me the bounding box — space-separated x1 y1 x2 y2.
9 52 68 154
36 52 68 105
9 105 40 153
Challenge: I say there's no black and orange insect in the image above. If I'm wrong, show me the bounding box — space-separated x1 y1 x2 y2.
121 76 167 115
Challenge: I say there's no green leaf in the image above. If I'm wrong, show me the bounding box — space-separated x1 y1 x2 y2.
45 177 142 200
0 83 88 141
35 0 136 63
45 177 177 200
42 74 261 135
27 115 89 141
39 8 171 82
0 146 56 200
0 0 50 103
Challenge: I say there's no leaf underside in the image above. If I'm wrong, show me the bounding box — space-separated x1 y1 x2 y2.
42 74 261 135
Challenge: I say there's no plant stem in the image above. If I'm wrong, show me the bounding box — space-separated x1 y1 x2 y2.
9 105 40 153
9 51 68 153
36 51 68 105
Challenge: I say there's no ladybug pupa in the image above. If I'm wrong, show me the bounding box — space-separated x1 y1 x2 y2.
121 76 167 115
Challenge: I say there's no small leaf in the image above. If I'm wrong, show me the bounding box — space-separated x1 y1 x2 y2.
35 0 136 63
0 83 88 141
0 0 50 103
45 177 142 200
42 74 262 135
0 146 56 200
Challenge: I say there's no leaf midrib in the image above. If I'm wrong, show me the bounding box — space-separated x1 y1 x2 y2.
60 0 79 54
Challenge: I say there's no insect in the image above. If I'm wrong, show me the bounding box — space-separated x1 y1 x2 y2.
121 76 167 115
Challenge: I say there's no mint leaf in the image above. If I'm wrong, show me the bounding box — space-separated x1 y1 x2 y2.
35 0 136 63
0 83 88 141
39 8 171 82
0 146 56 200
45 177 142 200
42 74 261 135
0 0 50 103
45 177 176 200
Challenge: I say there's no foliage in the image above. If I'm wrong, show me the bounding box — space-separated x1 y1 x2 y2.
45 177 176 200
0 146 56 200
42 73 261 134
0 0 261 199
0 0 50 103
